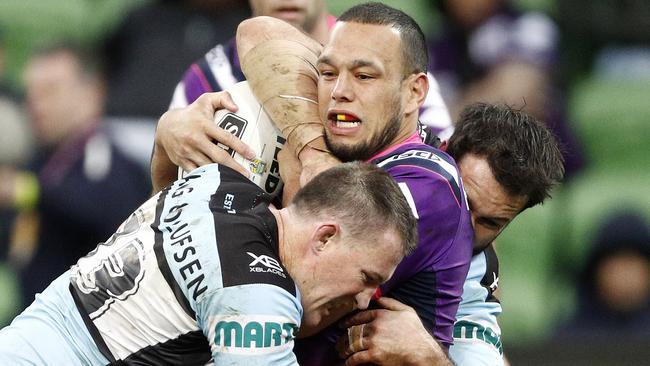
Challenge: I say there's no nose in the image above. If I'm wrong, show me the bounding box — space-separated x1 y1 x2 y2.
354 287 377 310
331 73 353 102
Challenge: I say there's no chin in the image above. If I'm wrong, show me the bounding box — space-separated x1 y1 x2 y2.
298 304 352 338
296 314 323 338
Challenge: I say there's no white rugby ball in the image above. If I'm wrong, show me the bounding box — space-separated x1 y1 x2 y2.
179 81 285 194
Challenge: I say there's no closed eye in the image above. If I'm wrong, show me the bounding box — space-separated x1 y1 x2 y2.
476 217 503 230
362 270 384 286
318 69 336 80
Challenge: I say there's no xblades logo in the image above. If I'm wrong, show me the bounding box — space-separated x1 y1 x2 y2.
247 252 286 278
217 113 248 157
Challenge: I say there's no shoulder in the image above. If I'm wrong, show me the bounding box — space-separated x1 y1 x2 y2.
174 38 244 106
373 144 464 207
199 284 301 361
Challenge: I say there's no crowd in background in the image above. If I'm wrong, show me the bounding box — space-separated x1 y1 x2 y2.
0 0 648 364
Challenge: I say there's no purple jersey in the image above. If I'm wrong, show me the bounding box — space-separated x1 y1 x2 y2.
373 135 474 338
295 134 473 365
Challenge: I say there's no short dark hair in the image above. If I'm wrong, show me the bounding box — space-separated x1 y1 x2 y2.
291 161 418 257
446 103 565 209
338 2 428 76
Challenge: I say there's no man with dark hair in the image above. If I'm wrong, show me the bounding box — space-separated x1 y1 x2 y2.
154 4 474 365
250 3 475 351
445 103 565 250
152 2 564 365
152 1 453 192
0 161 417 364
336 2 429 77
331 103 564 365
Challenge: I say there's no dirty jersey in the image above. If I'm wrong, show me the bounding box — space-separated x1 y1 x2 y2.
0 164 302 365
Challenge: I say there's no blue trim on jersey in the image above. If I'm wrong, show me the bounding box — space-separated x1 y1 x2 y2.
197 58 222 93
225 38 245 81
373 152 462 205
389 270 438 333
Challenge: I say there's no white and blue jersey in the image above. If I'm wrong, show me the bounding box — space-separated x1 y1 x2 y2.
0 164 302 365
450 244 504 365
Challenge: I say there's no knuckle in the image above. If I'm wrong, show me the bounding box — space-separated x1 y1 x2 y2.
368 349 381 359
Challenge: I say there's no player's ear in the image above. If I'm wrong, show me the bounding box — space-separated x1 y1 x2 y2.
403 72 428 115
312 223 339 253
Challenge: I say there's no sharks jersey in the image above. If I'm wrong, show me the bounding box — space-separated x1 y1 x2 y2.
450 245 504 365
0 164 302 365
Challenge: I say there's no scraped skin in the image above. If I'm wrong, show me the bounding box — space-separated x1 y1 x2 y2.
237 16 340 188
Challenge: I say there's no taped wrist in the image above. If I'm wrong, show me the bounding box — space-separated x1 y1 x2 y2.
241 39 327 156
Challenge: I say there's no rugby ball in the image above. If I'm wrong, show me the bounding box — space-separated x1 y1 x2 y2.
179 81 286 195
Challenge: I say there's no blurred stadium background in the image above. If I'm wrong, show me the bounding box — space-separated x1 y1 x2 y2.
1 0 649 364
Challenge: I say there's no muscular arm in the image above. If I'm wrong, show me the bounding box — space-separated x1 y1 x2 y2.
151 16 336 195
237 16 339 186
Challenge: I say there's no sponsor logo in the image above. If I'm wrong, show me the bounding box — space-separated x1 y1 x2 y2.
210 315 298 354
247 252 286 278
377 149 461 187
264 135 286 194
223 193 236 214
217 113 248 157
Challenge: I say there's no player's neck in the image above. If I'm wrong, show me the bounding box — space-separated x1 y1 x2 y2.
273 207 293 269
392 117 420 146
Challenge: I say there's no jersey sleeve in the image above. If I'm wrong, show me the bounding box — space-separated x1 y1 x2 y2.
195 285 302 364
159 165 302 364
376 148 474 347
167 55 219 110
168 41 241 110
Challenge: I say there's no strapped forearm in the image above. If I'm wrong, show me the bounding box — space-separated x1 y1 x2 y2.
237 16 327 157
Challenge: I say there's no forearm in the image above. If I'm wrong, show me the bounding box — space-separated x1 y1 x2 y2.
237 16 326 158
150 121 178 194
411 338 454 366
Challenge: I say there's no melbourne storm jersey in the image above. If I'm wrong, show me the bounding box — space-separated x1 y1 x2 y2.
371 135 474 346
0 164 302 365
295 135 473 365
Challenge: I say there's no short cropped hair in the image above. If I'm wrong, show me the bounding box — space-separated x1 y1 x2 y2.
446 103 565 209
291 161 418 257
338 2 428 76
